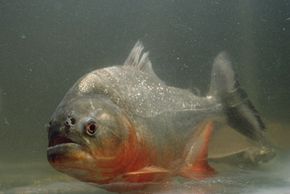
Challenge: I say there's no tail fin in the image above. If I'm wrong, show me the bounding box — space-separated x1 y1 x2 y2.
209 52 267 145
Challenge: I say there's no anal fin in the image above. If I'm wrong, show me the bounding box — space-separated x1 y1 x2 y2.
180 121 215 179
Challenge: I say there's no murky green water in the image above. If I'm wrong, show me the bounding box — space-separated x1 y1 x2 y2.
1 1 290 193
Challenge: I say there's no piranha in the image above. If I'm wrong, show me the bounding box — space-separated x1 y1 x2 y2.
47 41 274 192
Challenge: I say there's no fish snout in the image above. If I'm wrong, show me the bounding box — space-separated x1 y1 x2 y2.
47 121 73 146
47 121 61 139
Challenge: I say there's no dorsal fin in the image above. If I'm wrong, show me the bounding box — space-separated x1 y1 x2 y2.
123 41 164 84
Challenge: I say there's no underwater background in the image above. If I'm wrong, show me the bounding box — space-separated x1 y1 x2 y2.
0 1 290 193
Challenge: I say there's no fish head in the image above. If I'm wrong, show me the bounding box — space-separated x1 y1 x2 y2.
47 95 137 184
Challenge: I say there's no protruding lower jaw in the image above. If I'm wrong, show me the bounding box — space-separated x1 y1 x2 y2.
47 139 96 180
46 135 97 173
47 142 116 185
47 142 81 160
47 134 81 162
47 136 120 184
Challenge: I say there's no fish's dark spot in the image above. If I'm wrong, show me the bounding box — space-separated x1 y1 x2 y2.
64 121 69 126
47 121 53 131
64 116 76 130
70 118 76 125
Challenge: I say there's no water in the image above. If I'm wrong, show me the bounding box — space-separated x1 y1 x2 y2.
1 1 290 193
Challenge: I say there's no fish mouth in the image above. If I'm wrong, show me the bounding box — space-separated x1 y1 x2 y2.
47 142 81 157
47 135 116 162
48 135 76 147
47 135 82 163
47 135 121 184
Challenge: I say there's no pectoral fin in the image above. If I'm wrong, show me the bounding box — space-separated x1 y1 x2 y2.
180 121 215 179
122 166 170 183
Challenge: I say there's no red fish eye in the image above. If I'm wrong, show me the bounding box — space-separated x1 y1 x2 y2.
85 122 98 136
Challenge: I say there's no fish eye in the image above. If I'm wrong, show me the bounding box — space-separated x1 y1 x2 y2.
84 121 98 136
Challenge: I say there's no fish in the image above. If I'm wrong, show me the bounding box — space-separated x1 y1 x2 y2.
47 41 274 192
